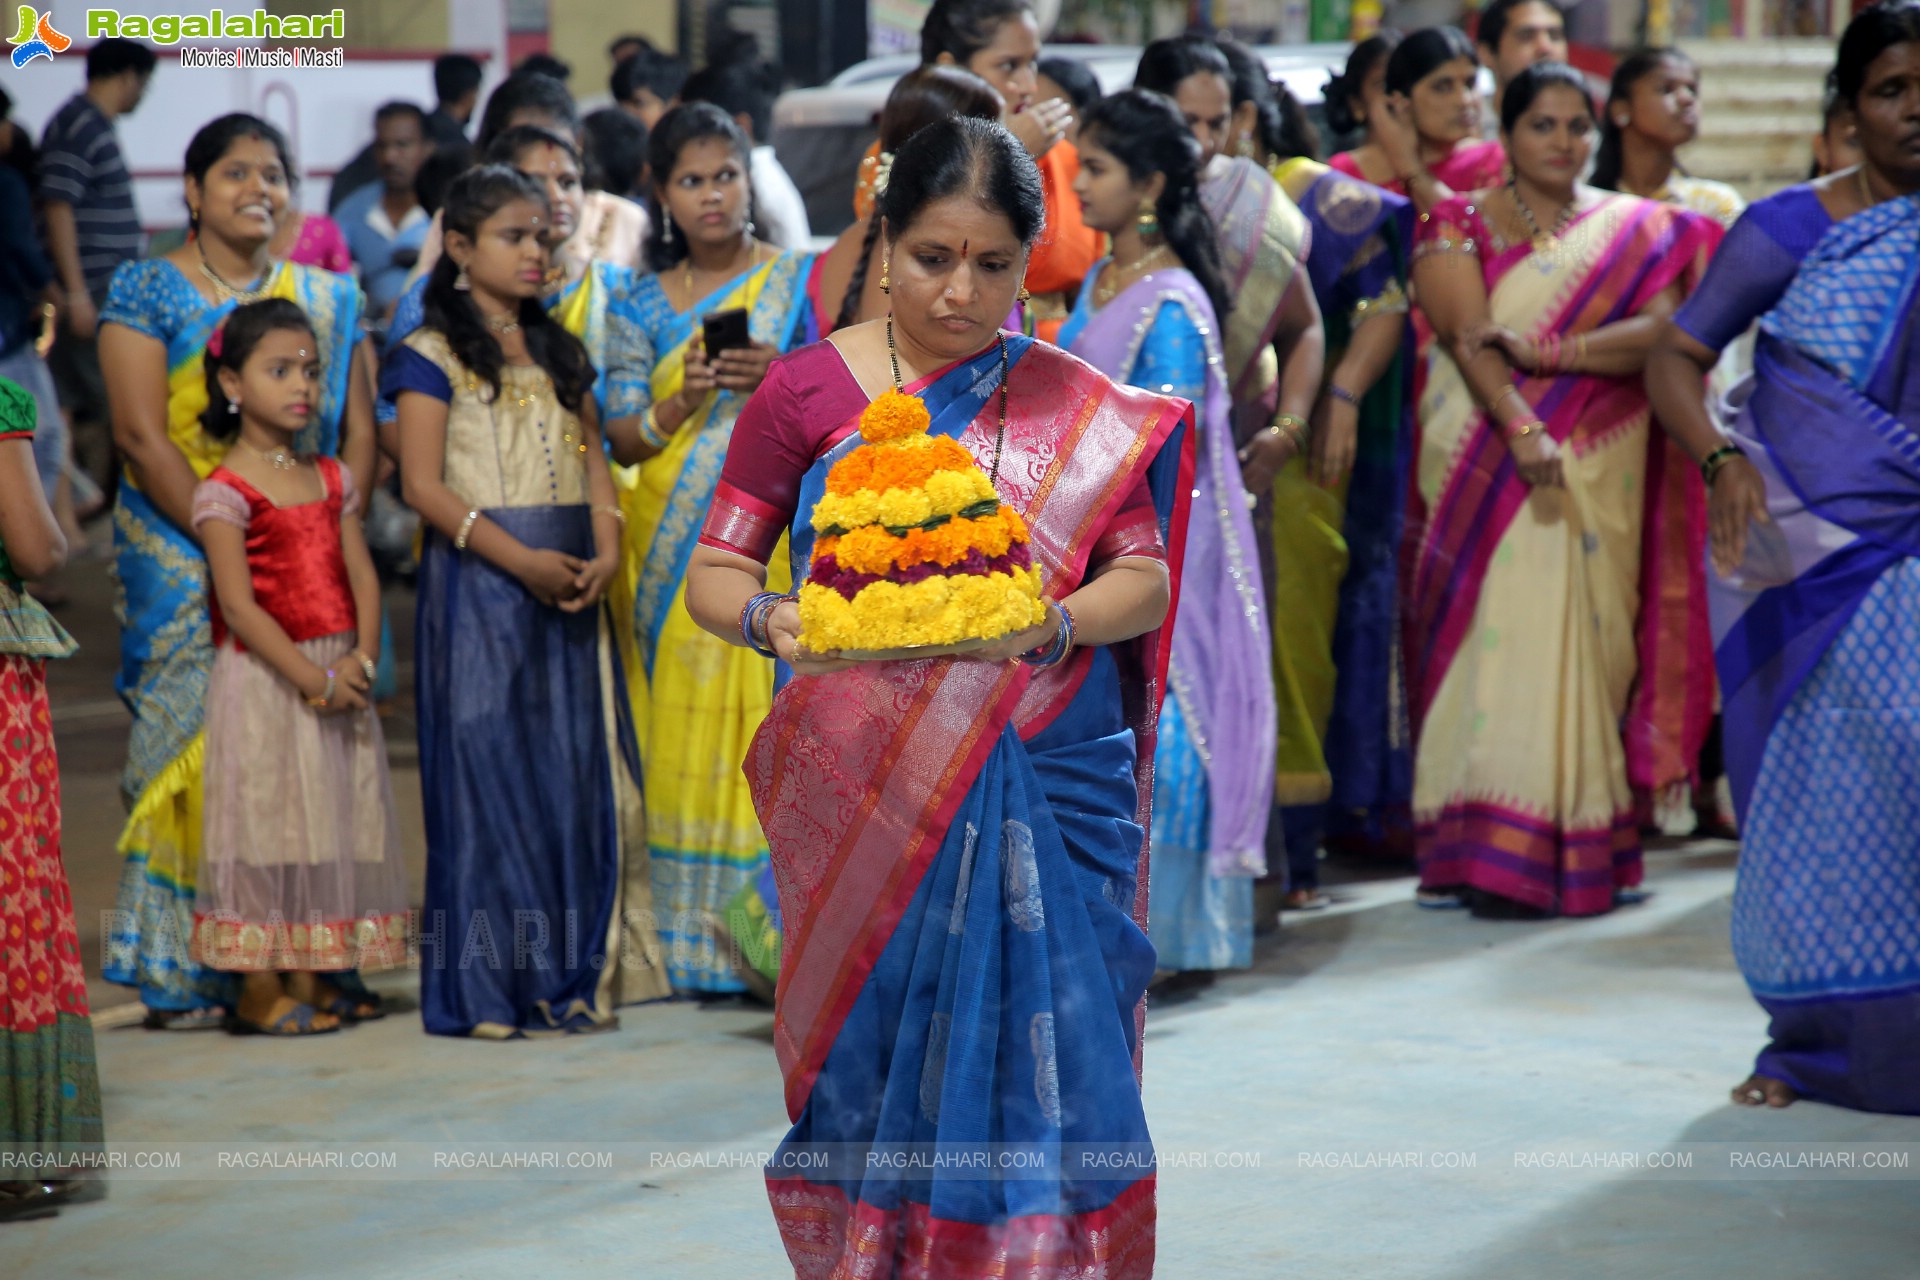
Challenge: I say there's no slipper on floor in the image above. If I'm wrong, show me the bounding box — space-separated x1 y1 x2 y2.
226 1003 340 1037
1415 890 1467 911
1282 890 1332 912
141 1006 228 1031
1614 887 1654 907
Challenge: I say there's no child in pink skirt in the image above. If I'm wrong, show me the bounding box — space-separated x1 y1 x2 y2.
189 298 409 1036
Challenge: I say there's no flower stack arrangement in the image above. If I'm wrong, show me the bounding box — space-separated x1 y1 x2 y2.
798 388 1047 657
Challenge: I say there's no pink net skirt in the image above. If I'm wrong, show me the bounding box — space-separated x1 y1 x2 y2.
193 633 410 971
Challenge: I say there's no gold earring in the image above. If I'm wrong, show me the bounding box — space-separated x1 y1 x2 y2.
1137 199 1160 239
1017 281 1032 303
879 251 890 294
454 264 470 291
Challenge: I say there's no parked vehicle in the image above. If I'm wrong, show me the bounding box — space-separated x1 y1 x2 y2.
771 43 1366 242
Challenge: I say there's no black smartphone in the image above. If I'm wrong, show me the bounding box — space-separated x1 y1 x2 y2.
702 307 751 356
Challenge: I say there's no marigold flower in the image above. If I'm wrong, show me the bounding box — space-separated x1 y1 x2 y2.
858 389 932 444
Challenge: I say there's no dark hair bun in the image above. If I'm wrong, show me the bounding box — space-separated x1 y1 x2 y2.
876 115 1045 248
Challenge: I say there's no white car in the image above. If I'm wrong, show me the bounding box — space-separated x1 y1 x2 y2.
771 43 1367 246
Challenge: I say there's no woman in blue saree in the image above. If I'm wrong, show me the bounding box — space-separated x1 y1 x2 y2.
97 116 372 1027
686 117 1187 1277
1646 3 1920 1113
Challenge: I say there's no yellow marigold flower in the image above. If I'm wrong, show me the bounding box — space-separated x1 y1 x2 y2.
797 569 1045 652
858 389 932 444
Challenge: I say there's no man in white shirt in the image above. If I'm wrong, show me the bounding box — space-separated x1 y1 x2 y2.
679 58 813 251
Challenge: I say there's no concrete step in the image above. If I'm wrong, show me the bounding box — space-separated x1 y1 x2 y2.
1688 133 1819 166
1679 38 1837 68
1695 114 1827 138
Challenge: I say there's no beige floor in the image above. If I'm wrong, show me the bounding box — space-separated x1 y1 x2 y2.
21 551 1920 1278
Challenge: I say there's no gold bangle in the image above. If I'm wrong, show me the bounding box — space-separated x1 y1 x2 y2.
455 509 481 550
592 503 628 525
350 650 378 685
1270 413 1309 444
638 405 673 450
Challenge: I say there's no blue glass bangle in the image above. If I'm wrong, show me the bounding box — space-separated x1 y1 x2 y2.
740 591 786 658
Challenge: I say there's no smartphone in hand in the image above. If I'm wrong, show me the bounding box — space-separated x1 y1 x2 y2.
702 307 751 356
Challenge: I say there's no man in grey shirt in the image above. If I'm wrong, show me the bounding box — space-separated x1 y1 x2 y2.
40 36 155 465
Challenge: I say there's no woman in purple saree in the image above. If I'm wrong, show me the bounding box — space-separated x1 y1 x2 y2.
1061 89 1275 972
1646 3 1920 1114
687 118 1190 1276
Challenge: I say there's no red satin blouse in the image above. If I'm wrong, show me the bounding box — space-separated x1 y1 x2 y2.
193 457 358 651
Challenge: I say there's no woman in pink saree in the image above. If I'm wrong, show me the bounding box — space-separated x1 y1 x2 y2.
1329 27 1507 216
686 118 1190 1277
1406 64 1720 919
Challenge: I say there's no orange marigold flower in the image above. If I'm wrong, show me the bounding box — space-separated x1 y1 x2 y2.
824 434 976 496
858 389 932 444
822 507 1027 576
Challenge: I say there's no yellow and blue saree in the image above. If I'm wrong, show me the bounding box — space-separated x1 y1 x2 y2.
628 250 813 993
100 258 362 1012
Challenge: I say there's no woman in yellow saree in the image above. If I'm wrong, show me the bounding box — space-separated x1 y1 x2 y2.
630 104 814 993
1406 65 1718 919
98 116 373 1025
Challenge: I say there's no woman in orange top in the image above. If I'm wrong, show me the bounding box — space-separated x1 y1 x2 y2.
854 0 1101 342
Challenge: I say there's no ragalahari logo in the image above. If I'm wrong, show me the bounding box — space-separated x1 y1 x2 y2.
9 6 71 66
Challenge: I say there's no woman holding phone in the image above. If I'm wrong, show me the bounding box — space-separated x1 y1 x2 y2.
629 102 814 995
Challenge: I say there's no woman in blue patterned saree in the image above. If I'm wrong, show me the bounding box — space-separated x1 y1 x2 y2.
686 115 1185 1278
98 116 372 1028
1646 3 1920 1113
628 104 814 994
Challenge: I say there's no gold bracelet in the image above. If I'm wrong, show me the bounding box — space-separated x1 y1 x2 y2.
638 405 674 450
349 649 378 685
455 509 480 550
1270 413 1309 444
592 503 628 525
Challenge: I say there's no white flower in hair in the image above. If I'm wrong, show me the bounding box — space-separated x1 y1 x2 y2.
872 150 896 199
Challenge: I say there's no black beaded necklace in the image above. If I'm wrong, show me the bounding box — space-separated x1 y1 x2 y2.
886 315 1009 487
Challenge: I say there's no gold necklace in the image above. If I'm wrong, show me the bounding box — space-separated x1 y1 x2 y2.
247 441 299 471
197 239 275 303
483 311 521 334
682 236 760 309
1094 244 1177 307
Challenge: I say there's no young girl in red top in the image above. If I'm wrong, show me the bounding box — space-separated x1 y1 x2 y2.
189 299 410 1036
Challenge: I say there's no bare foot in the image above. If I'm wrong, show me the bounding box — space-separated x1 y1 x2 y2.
1731 1074 1798 1108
